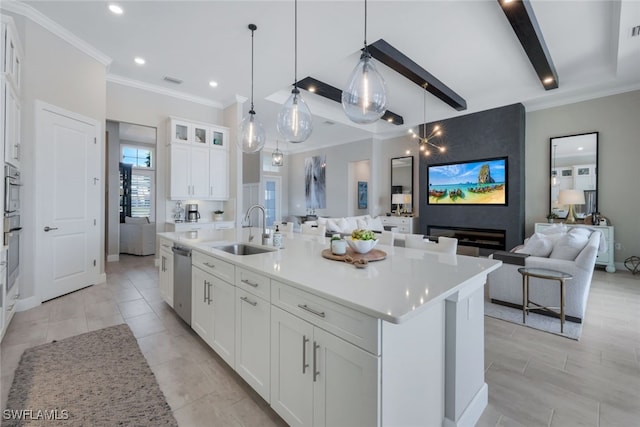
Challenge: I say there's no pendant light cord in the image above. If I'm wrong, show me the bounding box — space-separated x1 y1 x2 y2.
250 25 255 111
363 0 367 47
294 0 298 90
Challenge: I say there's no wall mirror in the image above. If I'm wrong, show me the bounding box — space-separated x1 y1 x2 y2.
391 156 413 214
549 132 598 219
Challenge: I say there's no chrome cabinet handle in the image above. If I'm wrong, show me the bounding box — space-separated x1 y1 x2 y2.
313 341 320 382
161 256 166 272
203 280 208 303
207 282 213 304
240 296 257 306
7 304 14 311
44 226 59 232
204 262 216 269
241 278 258 288
302 335 309 374
297 304 326 318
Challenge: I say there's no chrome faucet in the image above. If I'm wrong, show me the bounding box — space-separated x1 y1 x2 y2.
244 204 270 245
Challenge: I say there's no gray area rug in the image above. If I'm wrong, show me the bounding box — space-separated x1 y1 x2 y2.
2 324 177 426
485 298 583 340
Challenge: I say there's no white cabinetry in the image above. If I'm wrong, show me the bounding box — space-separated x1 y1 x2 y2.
191 251 235 367
2 16 22 169
380 216 417 234
270 280 380 427
235 267 271 401
167 117 229 200
158 239 174 307
535 223 615 272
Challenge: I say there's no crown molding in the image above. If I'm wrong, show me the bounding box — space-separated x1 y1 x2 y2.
106 74 224 109
0 0 112 66
524 81 640 112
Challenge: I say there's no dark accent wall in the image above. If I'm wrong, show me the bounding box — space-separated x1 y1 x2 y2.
419 103 525 254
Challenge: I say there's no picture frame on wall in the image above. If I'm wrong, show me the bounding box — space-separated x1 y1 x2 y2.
358 181 368 209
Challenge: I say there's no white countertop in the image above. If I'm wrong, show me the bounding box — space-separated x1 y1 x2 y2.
158 231 501 324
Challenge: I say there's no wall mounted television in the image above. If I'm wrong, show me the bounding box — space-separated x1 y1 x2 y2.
427 157 508 205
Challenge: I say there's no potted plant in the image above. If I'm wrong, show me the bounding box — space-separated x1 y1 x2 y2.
214 210 224 221
546 212 558 223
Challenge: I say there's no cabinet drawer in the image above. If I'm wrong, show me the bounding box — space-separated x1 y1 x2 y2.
159 238 173 252
271 280 380 355
236 267 270 301
192 250 234 283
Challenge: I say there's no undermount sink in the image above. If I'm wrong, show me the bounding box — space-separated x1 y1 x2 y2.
213 243 276 256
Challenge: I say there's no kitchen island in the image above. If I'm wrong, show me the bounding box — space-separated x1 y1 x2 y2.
158 230 501 427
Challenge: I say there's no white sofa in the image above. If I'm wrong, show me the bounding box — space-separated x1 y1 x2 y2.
316 215 385 235
119 217 156 256
487 226 602 322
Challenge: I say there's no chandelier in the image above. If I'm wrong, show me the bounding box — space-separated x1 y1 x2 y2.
408 84 444 155
272 140 284 167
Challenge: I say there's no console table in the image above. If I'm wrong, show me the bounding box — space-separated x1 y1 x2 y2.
534 223 615 273
380 216 417 234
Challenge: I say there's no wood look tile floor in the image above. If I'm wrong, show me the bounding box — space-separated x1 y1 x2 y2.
1 254 639 426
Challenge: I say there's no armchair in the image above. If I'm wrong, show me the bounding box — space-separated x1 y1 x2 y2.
119 217 156 256
487 229 601 322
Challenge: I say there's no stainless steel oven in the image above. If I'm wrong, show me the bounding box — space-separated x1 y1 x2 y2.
4 164 21 214
4 214 21 293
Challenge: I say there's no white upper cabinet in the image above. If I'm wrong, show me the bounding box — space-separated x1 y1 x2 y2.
2 16 22 92
167 117 230 200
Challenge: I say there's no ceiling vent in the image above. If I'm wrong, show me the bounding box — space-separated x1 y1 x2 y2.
632 25 640 37
163 76 183 84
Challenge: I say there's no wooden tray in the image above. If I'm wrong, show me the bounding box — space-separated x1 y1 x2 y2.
321 247 387 262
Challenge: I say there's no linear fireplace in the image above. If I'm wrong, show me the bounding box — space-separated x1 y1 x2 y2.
427 225 506 252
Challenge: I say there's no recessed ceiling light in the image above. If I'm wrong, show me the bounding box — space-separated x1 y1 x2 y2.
543 77 554 85
387 118 393 123
308 86 316 93
108 4 123 15
134 57 146 65
209 81 218 88
577 147 584 151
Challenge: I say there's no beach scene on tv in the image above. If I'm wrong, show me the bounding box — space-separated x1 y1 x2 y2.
428 158 506 204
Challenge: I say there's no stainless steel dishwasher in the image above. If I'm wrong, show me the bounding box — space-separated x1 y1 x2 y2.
171 245 192 325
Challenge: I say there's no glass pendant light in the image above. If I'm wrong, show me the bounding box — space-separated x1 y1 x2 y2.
238 24 266 153
277 0 313 143
272 140 284 167
342 0 387 124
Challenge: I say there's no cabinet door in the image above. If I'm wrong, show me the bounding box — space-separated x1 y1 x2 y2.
209 127 228 148
191 267 213 343
171 119 191 144
159 248 174 307
235 288 270 401
170 145 190 199
312 328 380 427
271 306 314 427
4 82 20 168
209 149 229 200
190 146 210 199
211 276 235 368
192 124 208 145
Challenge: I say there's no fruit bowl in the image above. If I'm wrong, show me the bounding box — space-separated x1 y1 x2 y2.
346 237 379 254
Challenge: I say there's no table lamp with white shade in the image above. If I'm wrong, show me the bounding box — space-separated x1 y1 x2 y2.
392 193 404 216
558 189 585 223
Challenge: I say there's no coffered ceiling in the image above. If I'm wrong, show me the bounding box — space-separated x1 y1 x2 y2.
8 1 640 153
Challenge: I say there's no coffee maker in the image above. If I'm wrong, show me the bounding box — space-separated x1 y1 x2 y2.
186 204 200 222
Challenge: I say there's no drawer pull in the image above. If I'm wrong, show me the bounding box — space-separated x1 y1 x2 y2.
241 278 259 288
203 262 216 269
240 296 257 306
302 335 310 374
297 304 326 318
7 304 14 311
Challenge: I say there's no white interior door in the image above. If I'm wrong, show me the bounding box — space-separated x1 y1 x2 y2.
36 103 100 301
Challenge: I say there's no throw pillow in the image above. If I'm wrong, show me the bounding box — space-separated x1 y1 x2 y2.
337 218 353 233
345 217 358 232
327 219 342 233
515 233 554 257
124 216 149 224
549 232 589 260
356 218 368 229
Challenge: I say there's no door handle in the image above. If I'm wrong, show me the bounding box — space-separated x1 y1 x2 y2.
44 226 59 232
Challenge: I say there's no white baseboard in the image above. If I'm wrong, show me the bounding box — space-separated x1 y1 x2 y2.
16 295 40 312
443 383 488 427
107 254 119 262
